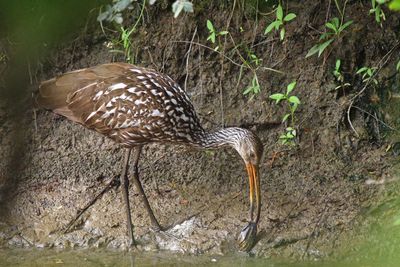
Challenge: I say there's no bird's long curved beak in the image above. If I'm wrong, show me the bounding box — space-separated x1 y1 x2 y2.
246 163 261 223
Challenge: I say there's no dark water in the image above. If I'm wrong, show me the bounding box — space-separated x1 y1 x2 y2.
0 249 299 267
0 247 399 267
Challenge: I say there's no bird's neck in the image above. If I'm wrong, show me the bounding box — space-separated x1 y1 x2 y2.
193 127 240 149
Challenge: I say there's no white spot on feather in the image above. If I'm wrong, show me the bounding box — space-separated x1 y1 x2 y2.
85 111 97 121
93 90 104 100
151 109 163 117
130 68 142 74
181 115 189 121
101 108 117 119
108 83 127 90
134 99 146 105
128 87 137 93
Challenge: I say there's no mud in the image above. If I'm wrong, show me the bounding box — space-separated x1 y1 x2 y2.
0 1 399 259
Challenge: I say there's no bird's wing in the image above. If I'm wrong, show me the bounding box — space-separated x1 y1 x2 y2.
36 62 204 144
36 63 135 124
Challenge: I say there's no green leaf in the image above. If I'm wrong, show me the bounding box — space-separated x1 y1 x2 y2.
375 7 382 23
288 95 301 105
332 17 340 28
265 21 278 34
219 30 229 35
305 44 321 58
287 81 296 94
284 13 296 21
210 33 216 43
243 86 253 95
396 60 400 71
339 20 353 32
335 59 341 70
356 67 368 74
276 5 283 21
282 113 290 123
280 28 285 40
279 134 288 140
206 20 214 32
286 133 294 138
269 93 285 103
325 22 337 32
207 32 215 44
318 39 334 57
274 21 283 30
319 32 331 40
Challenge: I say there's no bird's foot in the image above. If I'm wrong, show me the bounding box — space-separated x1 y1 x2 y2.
237 221 258 252
149 223 165 232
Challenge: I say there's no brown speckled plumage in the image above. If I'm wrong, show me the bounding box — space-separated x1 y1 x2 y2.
37 62 204 147
36 62 264 251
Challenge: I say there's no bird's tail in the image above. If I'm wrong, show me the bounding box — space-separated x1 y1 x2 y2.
34 72 84 122
34 77 67 110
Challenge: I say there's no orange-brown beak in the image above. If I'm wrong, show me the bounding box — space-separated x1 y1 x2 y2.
246 163 261 223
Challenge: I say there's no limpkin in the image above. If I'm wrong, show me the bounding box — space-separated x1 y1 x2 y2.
35 62 263 251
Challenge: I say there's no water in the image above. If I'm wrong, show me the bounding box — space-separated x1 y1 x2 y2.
0 247 399 267
0 249 305 267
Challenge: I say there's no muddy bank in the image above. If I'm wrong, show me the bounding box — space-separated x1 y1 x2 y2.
0 0 399 259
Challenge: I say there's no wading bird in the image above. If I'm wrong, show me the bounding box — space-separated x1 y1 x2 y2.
35 62 263 251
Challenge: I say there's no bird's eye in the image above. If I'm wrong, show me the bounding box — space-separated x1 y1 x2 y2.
249 152 255 159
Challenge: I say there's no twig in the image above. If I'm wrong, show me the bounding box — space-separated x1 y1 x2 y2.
353 105 397 131
184 27 197 92
346 42 400 136
172 40 244 68
62 177 120 234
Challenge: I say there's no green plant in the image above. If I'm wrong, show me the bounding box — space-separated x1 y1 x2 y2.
270 81 301 145
370 0 387 25
264 4 296 41
356 66 378 85
333 59 351 90
206 20 228 51
279 127 297 145
270 81 300 125
396 60 400 72
306 17 353 58
107 26 137 63
245 47 261 67
120 26 136 63
333 59 344 82
243 74 260 98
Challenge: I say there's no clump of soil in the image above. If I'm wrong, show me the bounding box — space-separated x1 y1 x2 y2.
0 0 399 259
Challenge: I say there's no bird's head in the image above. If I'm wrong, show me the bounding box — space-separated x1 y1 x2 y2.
229 128 263 218
232 128 264 167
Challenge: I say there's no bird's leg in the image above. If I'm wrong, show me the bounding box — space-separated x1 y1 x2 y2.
131 146 163 231
120 148 135 247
